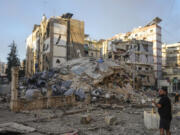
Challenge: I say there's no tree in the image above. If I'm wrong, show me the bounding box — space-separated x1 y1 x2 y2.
6 41 20 81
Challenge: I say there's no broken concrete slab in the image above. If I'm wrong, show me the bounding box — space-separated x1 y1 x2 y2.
0 122 36 133
80 114 92 124
105 115 117 125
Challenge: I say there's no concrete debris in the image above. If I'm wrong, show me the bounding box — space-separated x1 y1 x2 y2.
74 88 85 101
0 122 36 133
80 114 92 124
105 115 117 125
25 89 43 101
17 58 158 106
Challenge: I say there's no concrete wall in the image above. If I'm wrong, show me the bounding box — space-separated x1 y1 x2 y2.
26 15 85 74
14 95 76 112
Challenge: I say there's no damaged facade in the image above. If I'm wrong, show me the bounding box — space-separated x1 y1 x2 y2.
26 13 85 77
161 42 180 91
108 39 155 88
103 17 162 80
84 35 104 58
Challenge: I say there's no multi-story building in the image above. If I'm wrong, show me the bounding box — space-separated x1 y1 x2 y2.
104 17 162 80
162 43 180 91
84 35 104 58
107 39 155 88
161 44 167 69
26 13 85 77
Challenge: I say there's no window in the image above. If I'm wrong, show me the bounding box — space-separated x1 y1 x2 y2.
46 56 48 62
46 23 50 37
138 67 142 70
91 53 93 57
144 46 148 52
137 44 140 51
56 59 60 64
43 44 49 51
145 67 149 71
150 29 153 33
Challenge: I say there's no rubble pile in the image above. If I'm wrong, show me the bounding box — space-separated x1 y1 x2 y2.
19 57 156 104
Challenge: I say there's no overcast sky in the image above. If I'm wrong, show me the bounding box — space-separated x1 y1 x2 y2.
0 0 179 62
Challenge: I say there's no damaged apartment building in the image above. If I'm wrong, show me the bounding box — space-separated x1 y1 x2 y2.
84 34 104 58
107 39 155 89
102 17 162 81
26 13 84 77
161 42 180 91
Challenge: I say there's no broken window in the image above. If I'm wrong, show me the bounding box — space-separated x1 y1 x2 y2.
137 44 140 51
45 44 49 51
46 23 50 37
91 52 93 57
144 45 148 52
56 59 60 64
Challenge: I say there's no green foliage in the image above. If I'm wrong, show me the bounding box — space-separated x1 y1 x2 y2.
6 41 20 81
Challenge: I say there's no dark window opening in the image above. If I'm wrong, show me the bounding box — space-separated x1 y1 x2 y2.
91 53 93 57
46 23 50 37
56 59 60 64
137 44 140 51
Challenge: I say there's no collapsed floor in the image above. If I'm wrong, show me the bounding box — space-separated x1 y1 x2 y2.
19 57 156 106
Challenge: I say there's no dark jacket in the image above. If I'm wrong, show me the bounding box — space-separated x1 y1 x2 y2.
158 95 172 121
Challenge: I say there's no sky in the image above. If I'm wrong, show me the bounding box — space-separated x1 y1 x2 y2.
0 0 179 63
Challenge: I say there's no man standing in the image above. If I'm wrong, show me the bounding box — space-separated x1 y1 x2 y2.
153 87 172 135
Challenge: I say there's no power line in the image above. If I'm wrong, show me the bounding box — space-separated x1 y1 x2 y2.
162 27 178 43
161 0 175 27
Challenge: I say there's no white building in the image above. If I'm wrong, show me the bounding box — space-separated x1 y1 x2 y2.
105 17 162 80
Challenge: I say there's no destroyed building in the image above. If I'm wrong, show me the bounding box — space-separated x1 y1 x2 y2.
26 13 85 77
107 39 155 88
161 42 180 91
11 56 157 112
103 17 162 80
84 35 104 58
